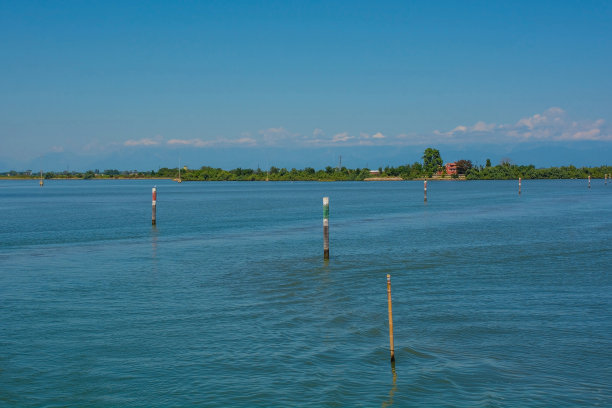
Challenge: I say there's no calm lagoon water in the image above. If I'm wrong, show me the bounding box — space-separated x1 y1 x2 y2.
1 179 611 406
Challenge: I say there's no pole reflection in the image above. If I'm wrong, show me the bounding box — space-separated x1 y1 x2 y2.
381 361 397 408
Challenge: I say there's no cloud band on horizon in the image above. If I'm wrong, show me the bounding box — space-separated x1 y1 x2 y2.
118 107 609 151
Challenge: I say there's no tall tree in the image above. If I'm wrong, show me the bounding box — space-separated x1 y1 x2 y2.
422 148 443 174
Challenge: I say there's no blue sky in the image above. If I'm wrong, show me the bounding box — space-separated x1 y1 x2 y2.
1 0 611 171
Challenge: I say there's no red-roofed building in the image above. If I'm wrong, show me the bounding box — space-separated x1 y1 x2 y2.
436 162 457 176
445 162 457 175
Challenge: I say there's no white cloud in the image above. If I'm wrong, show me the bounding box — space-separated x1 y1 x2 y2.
433 108 610 143
50 146 64 152
118 108 609 153
434 123 494 137
511 108 609 141
167 137 256 148
124 137 162 146
331 132 353 143
167 138 199 146
570 129 600 140
232 137 257 145
472 121 496 132
451 125 468 133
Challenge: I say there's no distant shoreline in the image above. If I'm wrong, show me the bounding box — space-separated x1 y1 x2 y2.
0 176 603 182
364 177 403 181
0 177 174 181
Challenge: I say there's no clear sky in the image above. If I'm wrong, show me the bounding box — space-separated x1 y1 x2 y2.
1 0 611 171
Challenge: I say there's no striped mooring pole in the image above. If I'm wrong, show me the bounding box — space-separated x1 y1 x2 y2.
387 274 395 362
588 175 591 189
519 177 522 195
323 197 330 260
605 174 608 186
152 187 157 225
424 180 427 202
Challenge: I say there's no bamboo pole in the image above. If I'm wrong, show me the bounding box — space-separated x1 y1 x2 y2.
387 274 395 362
323 197 329 260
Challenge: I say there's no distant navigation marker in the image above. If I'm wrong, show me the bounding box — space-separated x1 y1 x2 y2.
323 197 330 260
152 187 157 225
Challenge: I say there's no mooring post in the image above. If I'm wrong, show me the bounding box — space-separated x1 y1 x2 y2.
588 175 591 189
387 274 395 362
518 177 522 195
152 187 157 225
323 197 329 260
424 180 427 202
605 174 608 186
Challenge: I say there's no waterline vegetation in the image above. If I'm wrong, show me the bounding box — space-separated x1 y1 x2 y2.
1 148 610 181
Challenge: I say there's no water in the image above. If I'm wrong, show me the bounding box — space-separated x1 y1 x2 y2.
1 179 610 407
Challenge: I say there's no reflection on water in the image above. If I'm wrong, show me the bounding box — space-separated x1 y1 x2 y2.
151 226 158 271
381 361 397 408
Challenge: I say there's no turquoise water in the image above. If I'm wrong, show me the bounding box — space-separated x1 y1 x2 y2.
1 179 611 407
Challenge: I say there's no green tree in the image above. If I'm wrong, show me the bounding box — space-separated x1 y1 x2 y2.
485 158 492 167
422 148 443 174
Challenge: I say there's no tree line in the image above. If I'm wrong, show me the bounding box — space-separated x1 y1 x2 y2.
2 148 610 180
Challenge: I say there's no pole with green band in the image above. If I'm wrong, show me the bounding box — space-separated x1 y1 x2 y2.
152 187 157 226
323 197 329 260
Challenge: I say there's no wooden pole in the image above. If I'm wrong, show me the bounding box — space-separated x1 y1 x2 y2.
518 177 522 195
424 180 427 202
152 187 157 225
39 170 44 187
588 175 591 189
323 197 329 260
605 174 608 186
387 274 395 362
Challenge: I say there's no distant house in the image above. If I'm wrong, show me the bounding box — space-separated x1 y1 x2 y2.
369 170 380 176
436 162 458 176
